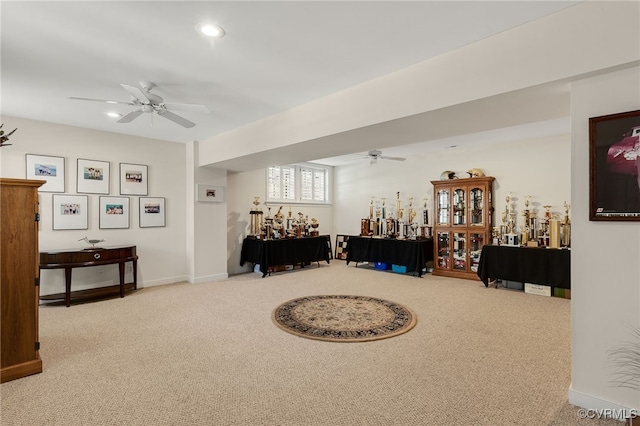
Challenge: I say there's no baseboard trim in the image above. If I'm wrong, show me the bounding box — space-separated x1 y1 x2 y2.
569 385 635 420
189 273 229 284
140 276 190 288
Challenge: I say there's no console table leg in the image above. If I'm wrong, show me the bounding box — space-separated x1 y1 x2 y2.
132 259 137 290
118 263 125 298
64 267 72 307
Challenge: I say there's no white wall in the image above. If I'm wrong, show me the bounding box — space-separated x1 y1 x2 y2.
186 141 228 283
333 134 571 238
226 167 334 275
0 116 189 295
569 66 640 412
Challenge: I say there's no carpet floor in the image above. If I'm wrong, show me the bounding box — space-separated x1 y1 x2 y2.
0 262 623 425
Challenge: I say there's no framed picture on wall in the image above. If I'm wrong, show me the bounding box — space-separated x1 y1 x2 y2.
77 158 110 194
52 194 88 230
589 109 640 221
120 163 148 195
99 196 130 229
139 197 166 228
196 184 224 202
25 154 65 192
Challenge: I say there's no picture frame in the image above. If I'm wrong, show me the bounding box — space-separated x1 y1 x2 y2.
589 110 640 221
120 163 148 195
139 197 166 228
77 158 110 194
25 154 65 192
52 194 88 230
197 184 225 202
99 196 130 229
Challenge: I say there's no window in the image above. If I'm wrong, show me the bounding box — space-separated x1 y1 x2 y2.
266 163 330 204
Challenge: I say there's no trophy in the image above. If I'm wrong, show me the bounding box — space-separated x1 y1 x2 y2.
250 196 263 237
503 193 518 246
538 205 552 247
561 201 571 248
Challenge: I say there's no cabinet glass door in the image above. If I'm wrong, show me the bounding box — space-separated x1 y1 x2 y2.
437 189 450 226
469 232 484 272
453 232 466 270
437 231 450 269
453 189 465 226
469 187 484 225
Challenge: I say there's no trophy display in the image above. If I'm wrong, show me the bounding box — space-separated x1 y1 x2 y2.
421 197 433 238
249 198 320 240
549 215 561 249
503 193 519 246
360 192 435 240
250 196 264 238
538 205 552 247
561 201 571 248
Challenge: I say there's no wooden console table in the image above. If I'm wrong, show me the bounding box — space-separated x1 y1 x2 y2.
39 245 138 307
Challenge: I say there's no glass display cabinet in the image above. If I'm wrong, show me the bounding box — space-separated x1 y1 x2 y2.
431 176 494 280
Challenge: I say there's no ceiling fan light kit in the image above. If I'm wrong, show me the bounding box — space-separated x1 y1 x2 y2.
366 149 406 164
200 24 225 38
69 81 210 128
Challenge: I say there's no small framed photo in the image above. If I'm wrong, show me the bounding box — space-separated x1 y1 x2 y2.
139 197 166 228
25 154 65 192
52 194 88 230
120 163 148 195
589 109 640 221
99 196 130 229
197 184 225 203
77 158 110 194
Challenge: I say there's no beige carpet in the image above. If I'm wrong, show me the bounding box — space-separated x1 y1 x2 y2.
0 262 622 425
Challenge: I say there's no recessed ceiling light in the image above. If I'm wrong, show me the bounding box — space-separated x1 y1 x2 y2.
106 112 122 118
200 24 225 38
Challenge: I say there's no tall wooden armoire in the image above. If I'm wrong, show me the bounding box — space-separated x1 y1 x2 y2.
1 178 45 383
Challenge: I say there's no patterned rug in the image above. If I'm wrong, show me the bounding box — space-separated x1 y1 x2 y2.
272 295 416 342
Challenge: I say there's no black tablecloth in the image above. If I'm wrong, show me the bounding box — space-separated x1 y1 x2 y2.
476 245 571 288
240 236 331 277
345 236 434 276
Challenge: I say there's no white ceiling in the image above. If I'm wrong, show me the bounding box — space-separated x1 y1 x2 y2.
1 1 578 167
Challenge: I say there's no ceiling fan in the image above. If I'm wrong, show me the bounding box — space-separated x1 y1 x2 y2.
366 149 406 164
69 81 210 128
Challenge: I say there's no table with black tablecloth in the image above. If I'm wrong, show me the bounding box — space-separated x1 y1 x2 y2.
476 244 570 289
240 236 331 277
345 236 434 277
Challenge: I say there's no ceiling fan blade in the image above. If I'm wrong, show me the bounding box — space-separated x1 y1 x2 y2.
380 156 406 161
117 110 144 123
157 109 196 128
68 96 132 105
163 103 210 114
120 84 151 103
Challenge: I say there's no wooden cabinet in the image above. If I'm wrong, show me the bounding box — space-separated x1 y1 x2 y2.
431 176 494 280
1 178 45 383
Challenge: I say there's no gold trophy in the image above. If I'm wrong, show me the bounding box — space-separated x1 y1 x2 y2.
250 196 263 237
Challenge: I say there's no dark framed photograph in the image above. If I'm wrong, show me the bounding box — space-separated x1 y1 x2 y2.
77 158 110 194
120 163 148 195
590 110 640 221
196 184 224 202
99 196 130 229
52 194 88 230
25 154 65 192
139 197 166 228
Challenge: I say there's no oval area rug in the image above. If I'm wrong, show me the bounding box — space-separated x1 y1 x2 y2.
272 295 416 342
